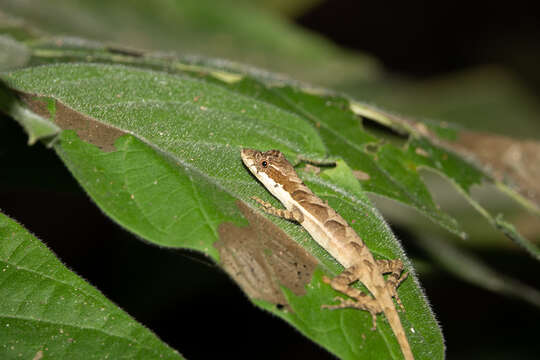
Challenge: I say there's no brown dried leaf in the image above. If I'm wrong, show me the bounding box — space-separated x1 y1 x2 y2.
215 201 317 310
19 93 124 152
454 131 540 207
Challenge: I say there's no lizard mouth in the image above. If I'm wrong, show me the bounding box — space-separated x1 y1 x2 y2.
240 148 259 169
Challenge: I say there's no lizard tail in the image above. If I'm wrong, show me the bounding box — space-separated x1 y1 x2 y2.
381 298 415 360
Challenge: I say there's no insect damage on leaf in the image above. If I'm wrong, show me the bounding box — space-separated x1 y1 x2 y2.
454 131 540 207
215 201 317 310
352 169 371 181
18 92 125 152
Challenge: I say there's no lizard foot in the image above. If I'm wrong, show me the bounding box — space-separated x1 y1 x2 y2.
376 259 408 311
322 270 381 330
322 296 358 310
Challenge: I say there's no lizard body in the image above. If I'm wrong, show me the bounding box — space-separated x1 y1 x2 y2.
241 148 414 360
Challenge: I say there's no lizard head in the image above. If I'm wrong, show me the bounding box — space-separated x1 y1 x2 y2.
241 148 297 185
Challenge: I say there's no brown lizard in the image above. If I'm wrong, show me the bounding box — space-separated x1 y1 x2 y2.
241 148 414 360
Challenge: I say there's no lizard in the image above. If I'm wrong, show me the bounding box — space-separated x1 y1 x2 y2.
241 148 414 360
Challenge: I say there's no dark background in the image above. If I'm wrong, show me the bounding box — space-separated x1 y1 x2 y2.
299 0 540 92
2 1 539 359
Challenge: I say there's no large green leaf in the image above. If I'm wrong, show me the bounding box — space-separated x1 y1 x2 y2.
9 38 468 240
0 211 183 359
2 62 442 359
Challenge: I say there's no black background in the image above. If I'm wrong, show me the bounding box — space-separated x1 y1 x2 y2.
299 0 540 92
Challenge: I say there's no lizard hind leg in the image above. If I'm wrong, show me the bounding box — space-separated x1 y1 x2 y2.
322 268 382 330
376 259 408 311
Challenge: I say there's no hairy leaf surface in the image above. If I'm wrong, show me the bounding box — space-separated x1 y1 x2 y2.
0 212 183 359
3 62 442 359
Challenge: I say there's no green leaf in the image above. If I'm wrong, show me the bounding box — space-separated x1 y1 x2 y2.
494 216 540 261
2 63 442 359
349 102 540 259
0 211 183 359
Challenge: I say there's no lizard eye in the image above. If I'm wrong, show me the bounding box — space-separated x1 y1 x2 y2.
261 161 268 168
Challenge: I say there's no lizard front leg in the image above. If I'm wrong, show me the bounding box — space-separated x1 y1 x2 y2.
251 196 304 222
